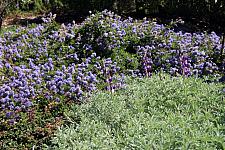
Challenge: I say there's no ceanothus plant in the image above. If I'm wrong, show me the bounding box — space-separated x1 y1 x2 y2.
62 10 223 78
0 14 125 129
0 10 225 149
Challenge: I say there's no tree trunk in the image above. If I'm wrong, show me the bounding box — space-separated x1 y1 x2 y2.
0 15 2 30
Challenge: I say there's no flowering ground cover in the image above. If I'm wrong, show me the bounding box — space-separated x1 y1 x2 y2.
0 10 224 149
48 75 225 149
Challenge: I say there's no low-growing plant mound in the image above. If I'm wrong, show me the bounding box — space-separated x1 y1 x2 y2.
0 10 225 149
49 75 225 149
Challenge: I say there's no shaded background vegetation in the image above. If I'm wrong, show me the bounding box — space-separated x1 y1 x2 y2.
1 0 225 33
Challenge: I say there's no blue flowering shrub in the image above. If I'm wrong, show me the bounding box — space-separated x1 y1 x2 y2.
0 13 125 149
0 10 224 149
65 10 224 77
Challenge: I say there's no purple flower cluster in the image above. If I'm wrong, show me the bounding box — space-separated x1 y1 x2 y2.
137 46 153 77
0 14 125 125
97 58 125 92
1 10 224 126
68 10 223 78
0 53 123 125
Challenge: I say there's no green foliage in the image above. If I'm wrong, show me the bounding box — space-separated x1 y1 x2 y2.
6 0 225 33
1 10 225 149
0 25 19 35
14 0 62 12
0 14 124 149
49 75 225 149
66 11 142 71
0 96 66 149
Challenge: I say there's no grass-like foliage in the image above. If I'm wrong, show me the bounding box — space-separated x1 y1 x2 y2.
49 75 225 149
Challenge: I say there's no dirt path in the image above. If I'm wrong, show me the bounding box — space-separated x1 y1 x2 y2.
2 12 44 27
